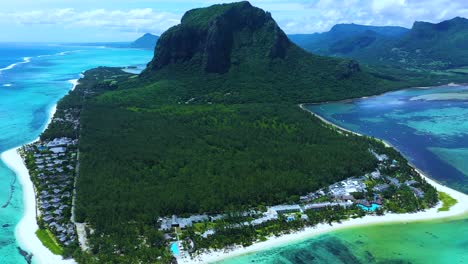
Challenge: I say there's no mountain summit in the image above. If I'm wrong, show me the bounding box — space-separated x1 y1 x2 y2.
142 1 394 103
147 1 290 74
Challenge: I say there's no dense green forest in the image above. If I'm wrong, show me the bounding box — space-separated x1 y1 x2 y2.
73 67 384 263
67 2 444 263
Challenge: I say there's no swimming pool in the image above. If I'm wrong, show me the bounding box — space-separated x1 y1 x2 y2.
357 203 380 212
170 242 180 256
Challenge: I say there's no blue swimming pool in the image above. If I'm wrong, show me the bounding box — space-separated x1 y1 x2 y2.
170 242 180 256
357 203 380 212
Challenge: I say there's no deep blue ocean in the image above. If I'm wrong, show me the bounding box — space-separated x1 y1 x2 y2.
0 43 153 263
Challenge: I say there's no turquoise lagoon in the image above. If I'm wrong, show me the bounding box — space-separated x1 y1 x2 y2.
220 85 468 264
0 43 153 263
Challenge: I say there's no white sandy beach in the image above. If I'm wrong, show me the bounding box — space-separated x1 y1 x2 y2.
2 149 76 264
0 81 80 264
180 170 468 264
178 105 468 264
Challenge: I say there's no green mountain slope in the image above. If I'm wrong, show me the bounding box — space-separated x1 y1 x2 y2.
141 2 400 103
130 33 159 49
382 17 468 69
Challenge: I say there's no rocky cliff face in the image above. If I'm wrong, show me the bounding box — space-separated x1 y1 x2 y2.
146 1 291 74
335 60 361 79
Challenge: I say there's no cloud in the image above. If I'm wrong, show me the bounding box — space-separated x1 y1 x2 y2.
1 8 180 35
0 0 467 41
277 0 468 33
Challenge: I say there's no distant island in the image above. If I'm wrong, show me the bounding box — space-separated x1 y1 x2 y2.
8 1 468 264
130 33 159 50
66 33 159 50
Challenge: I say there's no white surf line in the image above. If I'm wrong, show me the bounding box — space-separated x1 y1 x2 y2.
0 57 32 73
68 79 79 91
0 77 82 263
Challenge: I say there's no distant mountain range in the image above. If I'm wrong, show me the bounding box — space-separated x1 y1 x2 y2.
289 24 409 54
289 17 468 70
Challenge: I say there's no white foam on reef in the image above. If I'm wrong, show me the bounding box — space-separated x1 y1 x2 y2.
37 50 82 59
0 57 32 73
3 84 12 87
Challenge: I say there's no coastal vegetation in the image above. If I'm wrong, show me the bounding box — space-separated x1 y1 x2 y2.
438 192 458 212
35 229 64 255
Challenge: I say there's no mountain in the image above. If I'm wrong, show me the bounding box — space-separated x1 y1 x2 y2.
383 17 468 69
130 33 159 49
71 2 416 263
291 17 468 70
289 24 409 55
141 1 403 103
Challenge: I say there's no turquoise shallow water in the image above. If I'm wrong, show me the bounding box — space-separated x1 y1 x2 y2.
221 85 468 264
0 44 152 264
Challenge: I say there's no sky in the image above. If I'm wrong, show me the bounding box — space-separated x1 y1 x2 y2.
0 0 467 42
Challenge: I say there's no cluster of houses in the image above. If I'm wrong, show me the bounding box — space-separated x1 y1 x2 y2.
22 136 78 246
54 108 80 131
158 174 371 237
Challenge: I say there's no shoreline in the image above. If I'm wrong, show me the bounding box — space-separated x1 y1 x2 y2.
1 148 76 264
181 173 468 264
179 105 468 264
0 79 80 264
303 81 468 106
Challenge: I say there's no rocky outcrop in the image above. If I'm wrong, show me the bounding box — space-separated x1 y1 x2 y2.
146 1 291 74
335 60 361 80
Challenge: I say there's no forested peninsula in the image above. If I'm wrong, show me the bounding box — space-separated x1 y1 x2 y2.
19 2 460 263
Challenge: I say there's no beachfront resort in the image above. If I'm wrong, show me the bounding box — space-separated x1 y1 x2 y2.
21 136 78 247
158 149 438 260
19 100 82 251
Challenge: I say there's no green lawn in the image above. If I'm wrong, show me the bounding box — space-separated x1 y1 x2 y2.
35 228 64 255
438 192 458 212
